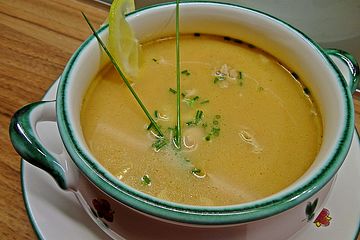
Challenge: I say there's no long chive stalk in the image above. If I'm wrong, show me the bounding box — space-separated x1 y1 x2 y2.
82 12 164 137
175 0 182 148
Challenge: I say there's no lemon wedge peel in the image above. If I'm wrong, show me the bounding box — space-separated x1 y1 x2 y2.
108 0 139 77
82 12 164 137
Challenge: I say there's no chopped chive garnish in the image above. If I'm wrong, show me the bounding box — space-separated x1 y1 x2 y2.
205 128 220 141
184 96 200 107
186 121 194 126
82 13 164 138
141 175 151 185
191 168 201 174
181 69 191 76
238 71 244 86
212 127 220 136
186 110 204 126
152 138 168 151
181 92 186 98
147 122 153 130
200 99 209 104
154 110 159 118
184 98 193 106
195 110 203 124
169 88 177 94
205 115 221 141
214 75 225 84
219 76 226 81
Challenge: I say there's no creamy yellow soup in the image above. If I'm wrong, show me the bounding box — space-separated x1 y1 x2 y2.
81 34 322 206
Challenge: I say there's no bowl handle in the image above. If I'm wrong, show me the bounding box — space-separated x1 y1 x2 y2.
9 101 79 190
324 49 359 94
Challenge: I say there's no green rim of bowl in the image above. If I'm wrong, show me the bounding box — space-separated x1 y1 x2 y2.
57 1 354 225
20 130 360 238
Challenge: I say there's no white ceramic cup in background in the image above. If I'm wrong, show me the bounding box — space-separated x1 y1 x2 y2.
135 0 360 64
9 2 359 240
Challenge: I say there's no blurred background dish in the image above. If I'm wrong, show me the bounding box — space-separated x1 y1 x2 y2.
131 0 360 63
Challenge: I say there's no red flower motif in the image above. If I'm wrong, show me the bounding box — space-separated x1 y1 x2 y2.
92 198 115 222
314 208 332 227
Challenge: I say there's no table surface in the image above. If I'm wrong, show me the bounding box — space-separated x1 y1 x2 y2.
0 0 359 239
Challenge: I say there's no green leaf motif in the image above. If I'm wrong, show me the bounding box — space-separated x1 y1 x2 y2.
305 198 318 221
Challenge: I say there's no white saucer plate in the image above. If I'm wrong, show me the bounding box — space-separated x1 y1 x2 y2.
21 79 360 239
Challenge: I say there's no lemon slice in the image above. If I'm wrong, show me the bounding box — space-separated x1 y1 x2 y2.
108 0 139 77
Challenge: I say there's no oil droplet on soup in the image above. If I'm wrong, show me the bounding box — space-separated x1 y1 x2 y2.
81 34 322 206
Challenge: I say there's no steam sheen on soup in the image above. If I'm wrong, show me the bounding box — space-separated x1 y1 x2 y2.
81 34 322 206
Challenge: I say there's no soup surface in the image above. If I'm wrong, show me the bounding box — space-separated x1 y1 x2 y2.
81 34 322 206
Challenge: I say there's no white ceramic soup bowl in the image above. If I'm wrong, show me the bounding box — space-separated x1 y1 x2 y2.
10 2 359 240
